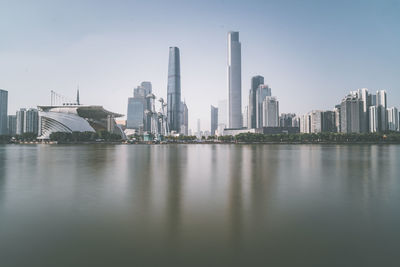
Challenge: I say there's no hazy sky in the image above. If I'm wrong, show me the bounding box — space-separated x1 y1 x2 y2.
1 0 399 131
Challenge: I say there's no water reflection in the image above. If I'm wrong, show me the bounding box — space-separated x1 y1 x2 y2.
0 144 399 267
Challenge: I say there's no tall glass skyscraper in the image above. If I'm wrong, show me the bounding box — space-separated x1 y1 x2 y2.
227 31 242 128
248 75 264 129
167 47 181 133
211 105 218 135
0 89 8 135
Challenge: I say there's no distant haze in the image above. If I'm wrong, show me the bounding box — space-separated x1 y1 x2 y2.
1 0 399 131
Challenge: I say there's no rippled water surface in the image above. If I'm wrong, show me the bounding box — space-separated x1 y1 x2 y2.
0 144 399 266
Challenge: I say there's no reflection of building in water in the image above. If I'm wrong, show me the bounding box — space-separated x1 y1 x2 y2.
227 147 244 250
165 146 186 244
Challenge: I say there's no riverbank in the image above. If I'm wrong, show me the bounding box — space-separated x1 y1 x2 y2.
3 140 400 145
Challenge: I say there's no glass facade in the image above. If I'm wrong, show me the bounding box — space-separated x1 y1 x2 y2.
167 47 181 133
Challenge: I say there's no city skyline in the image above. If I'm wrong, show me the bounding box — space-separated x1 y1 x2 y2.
1 0 400 131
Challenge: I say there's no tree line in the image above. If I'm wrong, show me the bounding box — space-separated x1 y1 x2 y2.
49 131 122 142
224 132 400 143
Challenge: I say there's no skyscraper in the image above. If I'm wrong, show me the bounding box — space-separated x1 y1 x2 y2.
126 82 152 131
262 97 279 127
256 84 272 128
377 90 387 131
167 47 181 133
16 108 39 135
340 95 363 133
357 88 369 133
227 31 242 128
180 101 189 136
248 75 264 129
211 105 218 136
16 109 25 135
388 107 399 132
0 89 8 135
369 106 378 133
8 115 17 136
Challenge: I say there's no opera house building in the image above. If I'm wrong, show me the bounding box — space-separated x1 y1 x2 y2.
37 105 125 139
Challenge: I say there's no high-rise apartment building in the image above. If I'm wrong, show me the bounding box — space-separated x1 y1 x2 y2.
340 95 363 133
369 106 378 133
357 88 369 132
388 107 399 132
16 108 39 135
322 111 336 132
167 47 181 133
262 97 279 127
334 105 341 133
376 90 387 132
0 89 8 135
300 113 311 133
227 31 242 128
310 111 323 133
8 115 17 136
211 105 218 136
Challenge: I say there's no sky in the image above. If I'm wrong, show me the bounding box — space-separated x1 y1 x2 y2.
1 0 399 131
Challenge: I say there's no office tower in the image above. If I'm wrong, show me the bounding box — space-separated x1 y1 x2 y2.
248 76 264 129
211 105 218 136
140 82 152 95
0 89 8 135
279 113 296 127
334 105 341 132
127 98 145 130
180 101 189 136
369 106 378 133
388 107 399 132
262 97 279 127
256 84 271 128
227 31 242 128
167 47 181 133
127 82 153 131
7 115 17 136
340 95 363 133
376 90 387 131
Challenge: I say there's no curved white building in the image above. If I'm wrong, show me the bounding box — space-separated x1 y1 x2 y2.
38 105 125 139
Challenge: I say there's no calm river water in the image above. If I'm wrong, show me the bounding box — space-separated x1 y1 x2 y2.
0 144 399 266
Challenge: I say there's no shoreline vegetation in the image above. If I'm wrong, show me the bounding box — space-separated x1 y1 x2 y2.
1 131 400 145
